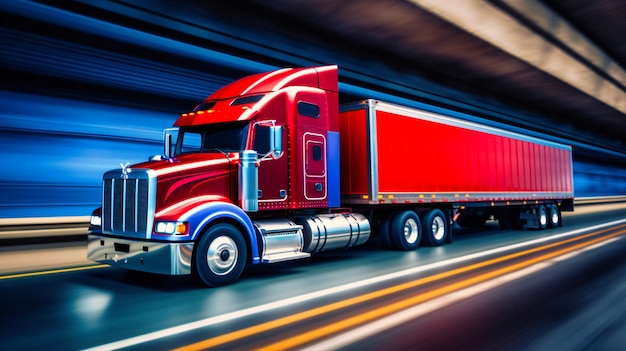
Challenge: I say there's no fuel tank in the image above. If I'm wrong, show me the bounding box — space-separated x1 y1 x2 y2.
297 213 370 253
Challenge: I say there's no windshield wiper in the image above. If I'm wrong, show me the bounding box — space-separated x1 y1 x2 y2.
204 148 231 157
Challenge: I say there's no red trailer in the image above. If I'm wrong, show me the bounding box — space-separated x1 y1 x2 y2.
339 99 573 247
88 65 574 286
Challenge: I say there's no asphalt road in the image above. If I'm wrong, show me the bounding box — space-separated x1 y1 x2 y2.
1 203 625 350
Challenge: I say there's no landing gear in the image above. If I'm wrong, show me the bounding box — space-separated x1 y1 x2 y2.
498 208 522 230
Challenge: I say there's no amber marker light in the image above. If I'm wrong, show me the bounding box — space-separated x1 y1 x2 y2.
176 222 188 235
155 221 189 235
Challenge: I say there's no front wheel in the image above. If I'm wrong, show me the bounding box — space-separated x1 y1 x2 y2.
193 223 247 287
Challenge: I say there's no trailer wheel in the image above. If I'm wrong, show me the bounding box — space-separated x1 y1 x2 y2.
389 211 421 251
193 223 247 287
536 205 548 230
422 209 448 246
548 204 561 228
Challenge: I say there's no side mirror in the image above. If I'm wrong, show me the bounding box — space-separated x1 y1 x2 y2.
163 127 179 158
269 125 282 159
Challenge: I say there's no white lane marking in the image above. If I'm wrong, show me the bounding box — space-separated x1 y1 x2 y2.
303 236 623 351
83 219 626 351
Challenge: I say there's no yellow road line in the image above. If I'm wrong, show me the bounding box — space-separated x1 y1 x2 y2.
258 229 625 351
0 264 109 280
174 227 625 351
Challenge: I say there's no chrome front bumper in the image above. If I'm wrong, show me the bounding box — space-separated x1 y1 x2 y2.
87 234 194 275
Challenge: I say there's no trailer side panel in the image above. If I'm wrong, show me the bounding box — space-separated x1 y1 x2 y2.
340 100 574 205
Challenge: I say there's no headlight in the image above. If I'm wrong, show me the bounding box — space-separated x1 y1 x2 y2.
155 221 188 235
90 215 102 227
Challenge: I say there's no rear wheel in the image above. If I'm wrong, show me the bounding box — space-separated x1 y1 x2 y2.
548 204 561 228
422 209 448 246
193 223 247 287
389 211 422 251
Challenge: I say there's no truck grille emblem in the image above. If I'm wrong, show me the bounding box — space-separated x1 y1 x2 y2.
120 162 132 179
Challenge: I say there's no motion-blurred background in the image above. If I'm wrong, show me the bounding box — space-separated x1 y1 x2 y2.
2 0 626 219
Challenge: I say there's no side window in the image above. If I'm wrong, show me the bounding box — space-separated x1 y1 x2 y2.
179 132 202 154
298 102 320 118
254 126 270 154
312 145 322 161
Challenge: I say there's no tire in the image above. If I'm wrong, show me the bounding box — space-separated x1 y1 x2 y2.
193 223 247 287
422 209 448 246
548 204 561 228
536 205 548 230
389 211 422 251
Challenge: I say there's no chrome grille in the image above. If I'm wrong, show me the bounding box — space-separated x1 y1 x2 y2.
102 169 154 238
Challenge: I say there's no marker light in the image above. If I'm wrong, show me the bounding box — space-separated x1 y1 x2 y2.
90 215 102 227
155 221 188 235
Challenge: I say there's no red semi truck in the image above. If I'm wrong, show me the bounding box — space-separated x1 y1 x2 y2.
88 65 574 286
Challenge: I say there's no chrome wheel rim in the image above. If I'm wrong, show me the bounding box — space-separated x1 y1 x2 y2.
432 216 446 241
404 218 419 244
207 236 238 275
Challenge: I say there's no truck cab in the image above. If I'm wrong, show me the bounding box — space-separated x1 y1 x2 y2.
88 65 370 286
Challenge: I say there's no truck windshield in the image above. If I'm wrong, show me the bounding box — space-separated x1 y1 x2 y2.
175 122 249 155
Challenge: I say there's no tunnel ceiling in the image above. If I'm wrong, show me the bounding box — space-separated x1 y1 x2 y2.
242 0 626 154
8 0 626 157
544 0 626 66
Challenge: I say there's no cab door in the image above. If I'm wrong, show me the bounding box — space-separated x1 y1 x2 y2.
303 132 327 200
254 125 289 208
